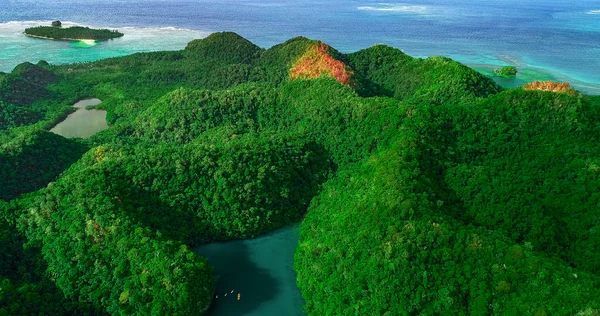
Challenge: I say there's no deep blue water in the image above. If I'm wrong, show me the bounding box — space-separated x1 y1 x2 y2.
1 0 599 93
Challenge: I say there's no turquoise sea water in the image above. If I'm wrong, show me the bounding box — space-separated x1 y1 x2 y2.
0 21 209 70
1 0 599 94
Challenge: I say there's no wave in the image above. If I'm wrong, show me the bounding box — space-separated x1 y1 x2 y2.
0 20 211 72
0 20 211 49
118 25 208 33
243 2 288 7
0 20 86 28
357 3 430 14
586 10 600 15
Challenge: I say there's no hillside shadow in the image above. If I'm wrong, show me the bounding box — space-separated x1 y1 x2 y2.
0 219 107 315
118 182 204 244
195 240 280 316
0 133 89 201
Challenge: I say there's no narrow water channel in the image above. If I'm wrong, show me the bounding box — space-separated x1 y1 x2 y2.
50 98 108 138
194 224 306 316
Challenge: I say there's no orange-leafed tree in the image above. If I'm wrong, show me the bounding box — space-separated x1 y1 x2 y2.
289 42 352 85
523 81 577 96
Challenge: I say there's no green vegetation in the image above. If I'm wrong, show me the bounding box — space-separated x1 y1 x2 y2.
0 217 97 315
0 101 41 130
1 32 599 315
295 89 600 315
0 71 52 107
347 45 502 104
24 26 124 41
495 65 518 76
0 128 88 201
185 32 263 64
0 63 75 132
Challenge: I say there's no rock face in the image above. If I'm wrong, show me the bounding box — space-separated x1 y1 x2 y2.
51 20 62 27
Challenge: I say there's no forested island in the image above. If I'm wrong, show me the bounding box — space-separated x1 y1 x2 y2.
1 32 600 315
24 26 124 41
494 65 518 76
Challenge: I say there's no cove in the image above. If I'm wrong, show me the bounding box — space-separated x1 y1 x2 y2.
50 99 108 138
194 224 305 316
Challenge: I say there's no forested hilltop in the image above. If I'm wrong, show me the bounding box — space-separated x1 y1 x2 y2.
1 32 599 315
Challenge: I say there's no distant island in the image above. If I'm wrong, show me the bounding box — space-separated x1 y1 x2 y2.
494 65 518 77
24 24 124 41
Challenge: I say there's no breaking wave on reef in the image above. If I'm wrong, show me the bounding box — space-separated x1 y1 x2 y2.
357 4 430 14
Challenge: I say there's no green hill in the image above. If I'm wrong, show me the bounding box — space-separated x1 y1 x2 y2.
185 32 263 64
0 100 42 130
0 63 64 130
0 128 88 201
11 62 58 86
0 216 94 315
1 33 599 315
347 45 502 104
295 89 600 315
0 72 51 106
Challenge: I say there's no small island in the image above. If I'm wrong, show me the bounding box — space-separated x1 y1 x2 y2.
494 65 518 77
24 25 124 41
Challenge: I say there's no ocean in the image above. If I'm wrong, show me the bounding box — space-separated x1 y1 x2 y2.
1 0 599 94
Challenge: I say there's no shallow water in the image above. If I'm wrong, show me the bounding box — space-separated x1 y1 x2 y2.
50 98 108 138
194 224 305 316
0 21 209 72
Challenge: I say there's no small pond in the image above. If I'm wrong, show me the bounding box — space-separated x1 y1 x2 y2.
50 99 108 138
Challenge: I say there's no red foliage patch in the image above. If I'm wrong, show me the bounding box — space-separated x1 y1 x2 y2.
289 42 351 85
523 81 577 96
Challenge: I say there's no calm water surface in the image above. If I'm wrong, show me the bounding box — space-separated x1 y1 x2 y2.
194 224 305 316
50 98 108 138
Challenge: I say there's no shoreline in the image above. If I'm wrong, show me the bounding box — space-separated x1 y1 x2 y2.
24 33 97 42
23 33 100 42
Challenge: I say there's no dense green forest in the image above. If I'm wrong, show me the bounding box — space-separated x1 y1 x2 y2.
24 26 124 40
1 32 599 315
